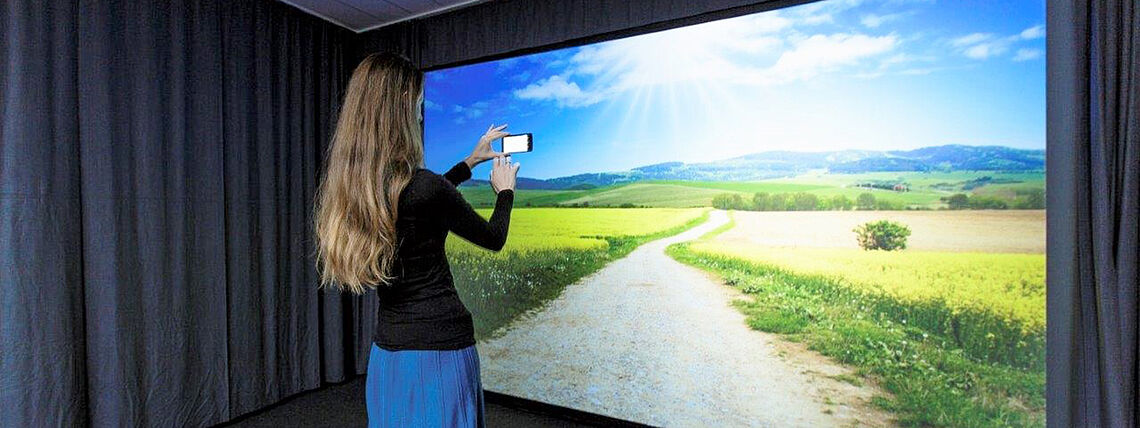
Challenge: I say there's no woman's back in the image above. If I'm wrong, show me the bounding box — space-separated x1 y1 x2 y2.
313 52 519 427
372 161 514 351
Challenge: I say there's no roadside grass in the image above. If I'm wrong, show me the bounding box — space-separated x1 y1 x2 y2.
691 243 1046 369
452 208 711 339
666 228 1045 427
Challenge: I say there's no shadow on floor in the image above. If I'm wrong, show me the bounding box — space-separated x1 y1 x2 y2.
217 376 592 427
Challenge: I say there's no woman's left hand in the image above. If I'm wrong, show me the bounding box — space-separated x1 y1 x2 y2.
465 123 508 169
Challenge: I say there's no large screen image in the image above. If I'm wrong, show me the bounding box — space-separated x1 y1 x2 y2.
425 0 1045 426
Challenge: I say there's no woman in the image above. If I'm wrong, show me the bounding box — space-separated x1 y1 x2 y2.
313 52 519 427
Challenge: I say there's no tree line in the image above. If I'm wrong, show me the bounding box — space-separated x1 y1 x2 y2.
712 188 1046 211
939 188 1045 210
711 192 901 211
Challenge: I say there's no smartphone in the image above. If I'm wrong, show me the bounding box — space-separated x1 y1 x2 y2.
500 133 533 154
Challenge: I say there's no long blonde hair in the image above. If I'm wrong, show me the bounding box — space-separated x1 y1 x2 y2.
314 53 425 295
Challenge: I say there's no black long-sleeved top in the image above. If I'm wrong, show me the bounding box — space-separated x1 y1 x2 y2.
373 160 514 351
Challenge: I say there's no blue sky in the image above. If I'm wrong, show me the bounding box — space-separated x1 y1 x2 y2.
424 0 1046 180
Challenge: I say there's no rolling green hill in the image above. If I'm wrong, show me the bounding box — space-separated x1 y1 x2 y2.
458 170 1045 210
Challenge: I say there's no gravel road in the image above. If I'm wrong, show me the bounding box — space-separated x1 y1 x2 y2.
475 209 895 427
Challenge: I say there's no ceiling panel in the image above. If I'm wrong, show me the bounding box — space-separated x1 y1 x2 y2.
390 0 450 15
279 0 485 33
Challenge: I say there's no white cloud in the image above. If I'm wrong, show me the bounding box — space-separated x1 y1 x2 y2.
786 0 863 25
767 33 898 81
951 26 1045 61
423 99 442 111
860 12 907 28
951 33 993 47
451 101 488 123
513 74 605 107
1013 48 1042 61
963 41 1008 59
800 13 835 25
511 9 901 108
1020 25 1045 40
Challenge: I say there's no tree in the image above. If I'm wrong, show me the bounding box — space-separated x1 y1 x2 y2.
729 193 746 210
943 193 970 210
967 195 1009 209
770 193 789 211
831 195 853 211
856 193 877 210
854 220 912 251
874 199 900 210
1014 188 1045 209
792 192 819 211
711 193 734 209
752 192 771 211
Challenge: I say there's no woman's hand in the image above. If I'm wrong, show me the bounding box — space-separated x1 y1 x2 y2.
464 123 509 169
490 155 520 194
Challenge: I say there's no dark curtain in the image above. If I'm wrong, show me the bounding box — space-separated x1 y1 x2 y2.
1 0 368 426
1047 0 1140 427
0 1 86 426
26 0 1137 426
353 0 819 70
3 0 844 426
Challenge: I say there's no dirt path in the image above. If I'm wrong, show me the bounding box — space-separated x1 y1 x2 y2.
475 210 896 427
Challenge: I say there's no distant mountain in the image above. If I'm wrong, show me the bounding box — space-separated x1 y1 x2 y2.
830 145 1046 173
457 144 1045 190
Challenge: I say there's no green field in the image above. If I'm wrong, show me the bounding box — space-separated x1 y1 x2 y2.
449 207 709 339
459 170 1045 209
447 176 1047 426
667 210 1046 427
688 242 1045 365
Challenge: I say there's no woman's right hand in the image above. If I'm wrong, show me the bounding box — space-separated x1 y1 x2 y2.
490 155 520 194
464 124 508 169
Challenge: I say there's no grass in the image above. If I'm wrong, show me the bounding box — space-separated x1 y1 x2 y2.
688 242 1046 368
449 207 711 339
666 222 1045 427
448 207 710 253
557 182 734 208
457 186 605 207
456 170 1045 210
661 179 943 206
714 210 1045 254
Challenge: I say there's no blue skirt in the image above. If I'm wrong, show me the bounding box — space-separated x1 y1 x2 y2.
365 342 486 427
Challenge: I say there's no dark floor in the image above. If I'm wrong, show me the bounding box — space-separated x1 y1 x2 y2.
219 376 590 427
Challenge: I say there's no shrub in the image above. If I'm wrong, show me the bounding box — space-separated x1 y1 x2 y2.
853 220 912 251
770 193 789 211
831 195 853 211
791 192 820 211
942 193 970 209
856 192 877 210
711 193 748 210
1013 188 1046 209
752 192 771 211
874 199 901 210
967 195 1009 209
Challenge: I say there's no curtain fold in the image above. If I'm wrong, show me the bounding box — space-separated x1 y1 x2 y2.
218 0 365 417
0 1 87 426
77 1 230 424
15 0 1137 426
1 0 362 426
1047 0 1140 427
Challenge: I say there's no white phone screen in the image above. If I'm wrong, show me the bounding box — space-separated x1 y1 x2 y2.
502 134 530 153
